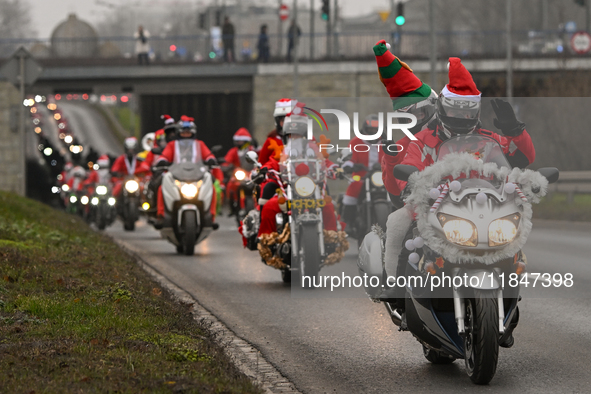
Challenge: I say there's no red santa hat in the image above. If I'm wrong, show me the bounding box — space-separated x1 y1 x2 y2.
161 114 175 125
441 57 481 101
274 98 293 117
233 127 252 142
97 154 110 167
180 115 195 122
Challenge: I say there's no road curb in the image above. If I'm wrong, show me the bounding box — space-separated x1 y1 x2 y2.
112 238 301 394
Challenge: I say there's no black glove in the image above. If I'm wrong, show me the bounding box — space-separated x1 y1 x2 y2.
151 147 163 155
491 98 525 136
155 160 170 168
342 165 354 174
371 162 382 171
206 158 217 166
381 139 401 157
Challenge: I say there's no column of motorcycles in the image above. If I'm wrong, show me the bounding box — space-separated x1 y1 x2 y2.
56 130 562 386
224 131 561 385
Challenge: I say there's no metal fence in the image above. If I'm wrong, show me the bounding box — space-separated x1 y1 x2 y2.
0 29 580 64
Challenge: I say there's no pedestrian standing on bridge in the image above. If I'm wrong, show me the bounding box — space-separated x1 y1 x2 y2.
286 20 301 62
222 17 235 62
257 24 270 63
134 25 151 65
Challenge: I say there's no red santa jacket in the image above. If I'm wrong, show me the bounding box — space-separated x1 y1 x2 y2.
159 139 214 164
379 135 414 197
397 126 535 191
224 146 256 169
159 139 223 182
111 154 148 176
259 130 283 166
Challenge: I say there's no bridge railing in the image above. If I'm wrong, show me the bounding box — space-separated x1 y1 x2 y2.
0 29 581 64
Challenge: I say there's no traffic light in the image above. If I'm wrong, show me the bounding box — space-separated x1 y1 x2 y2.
321 0 330 21
395 3 405 26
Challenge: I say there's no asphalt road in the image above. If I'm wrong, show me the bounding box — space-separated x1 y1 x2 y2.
58 102 123 157
107 217 591 393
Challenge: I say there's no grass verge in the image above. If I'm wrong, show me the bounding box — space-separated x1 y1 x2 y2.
533 193 591 222
0 191 262 393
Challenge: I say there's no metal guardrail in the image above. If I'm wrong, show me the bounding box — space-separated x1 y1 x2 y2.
0 29 583 64
548 171 591 196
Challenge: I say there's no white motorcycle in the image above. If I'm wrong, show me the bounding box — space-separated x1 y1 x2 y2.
160 154 217 256
359 134 559 384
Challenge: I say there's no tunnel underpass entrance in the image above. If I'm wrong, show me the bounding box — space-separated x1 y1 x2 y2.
140 93 253 151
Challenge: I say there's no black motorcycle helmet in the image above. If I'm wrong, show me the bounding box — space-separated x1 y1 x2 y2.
177 117 197 140
360 114 380 137
163 123 178 143
436 95 481 136
394 89 438 135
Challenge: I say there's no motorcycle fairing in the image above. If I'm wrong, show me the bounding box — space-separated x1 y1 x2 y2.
405 152 548 265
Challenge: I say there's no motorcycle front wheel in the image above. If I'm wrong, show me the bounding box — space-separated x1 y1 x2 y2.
464 289 499 385
123 200 136 231
299 223 320 289
281 268 291 283
181 210 197 256
96 205 107 230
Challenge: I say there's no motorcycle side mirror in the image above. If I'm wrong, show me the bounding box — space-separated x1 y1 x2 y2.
538 167 559 184
393 164 419 182
245 151 259 165
211 145 224 156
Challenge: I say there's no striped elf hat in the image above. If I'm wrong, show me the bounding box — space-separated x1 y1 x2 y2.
373 39 433 110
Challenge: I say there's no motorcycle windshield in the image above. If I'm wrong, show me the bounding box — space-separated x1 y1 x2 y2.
281 138 326 184
436 135 511 169
168 162 206 182
436 135 510 189
175 139 203 165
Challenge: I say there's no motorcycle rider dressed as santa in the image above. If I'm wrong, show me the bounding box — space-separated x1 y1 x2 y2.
376 41 535 347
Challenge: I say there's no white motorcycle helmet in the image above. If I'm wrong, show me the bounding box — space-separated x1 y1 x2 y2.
141 132 155 151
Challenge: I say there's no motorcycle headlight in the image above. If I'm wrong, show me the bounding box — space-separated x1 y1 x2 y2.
181 182 198 198
294 176 315 197
437 213 478 247
235 170 246 181
125 180 139 193
108 197 116 206
91 197 99 205
62 184 70 192
371 172 384 187
96 185 108 195
142 202 150 210
69 195 77 203
488 213 520 247
80 196 89 205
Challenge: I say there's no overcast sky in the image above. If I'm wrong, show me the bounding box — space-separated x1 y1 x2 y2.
32 0 391 38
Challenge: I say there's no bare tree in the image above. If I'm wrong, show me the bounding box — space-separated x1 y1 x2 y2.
0 0 36 39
